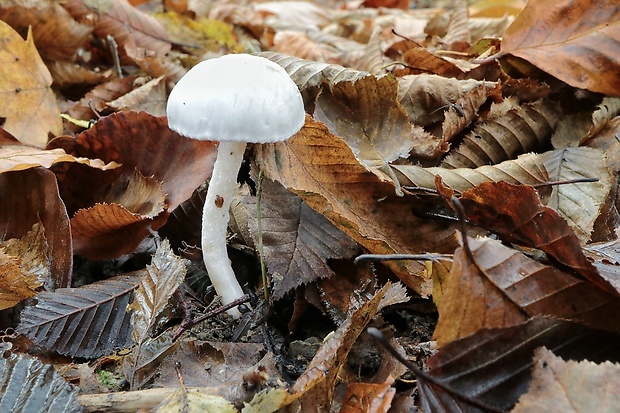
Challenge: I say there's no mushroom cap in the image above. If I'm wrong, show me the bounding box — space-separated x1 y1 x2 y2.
166 54 305 143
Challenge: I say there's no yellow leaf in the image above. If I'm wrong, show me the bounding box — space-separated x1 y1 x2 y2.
0 22 61 147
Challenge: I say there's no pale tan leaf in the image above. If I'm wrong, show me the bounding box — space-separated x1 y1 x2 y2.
129 239 186 343
253 1 330 31
347 26 388 76
0 146 119 174
443 0 471 45
441 99 561 169
513 348 620 413
394 152 549 193
156 390 236 413
107 76 167 116
541 147 614 243
257 51 369 93
397 74 496 127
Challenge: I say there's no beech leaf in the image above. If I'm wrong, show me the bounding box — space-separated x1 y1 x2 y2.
500 0 620 96
17 275 137 358
0 21 61 147
513 347 620 413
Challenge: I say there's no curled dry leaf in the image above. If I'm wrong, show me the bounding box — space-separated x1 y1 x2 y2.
0 20 61 147
0 168 71 290
513 347 620 413
49 111 218 259
541 147 614 243
500 0 620 96
0 145 118 174
455 181 614 294
395 152 549 194
255 117 461 296
433 237 620 346
441 99 561 169
107 76 167 116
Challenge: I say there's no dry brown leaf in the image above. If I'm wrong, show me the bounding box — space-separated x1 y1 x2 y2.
0 21 61 147
47 60 109 88
584 239 620 293
255 117 461 296
65 0 171 62
314 74 416 193
443 0 471 45
286 283 407 411
233 177 359 300
107 76 167 116
0 223 48 310
340 376 395 413
441 99 561 169
253 1 330 32
273 31 339 63
434 236 620 346
0 0 92 61
347 26 388 76
402 47 465 78
513 347 620 413
0 168 71 290
397 74 496 127
394 152 549 193
499 0 620 96
456 181 614 294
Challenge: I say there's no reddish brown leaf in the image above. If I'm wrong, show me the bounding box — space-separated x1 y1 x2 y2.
49 111 217 259
434 237 620 346
500 0 620 96
455 181 614 294
340 376 395 413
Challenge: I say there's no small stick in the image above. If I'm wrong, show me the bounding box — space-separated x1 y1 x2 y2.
355 253 452 264
172 294 251 341
532 177 598 188
107 35 123 78
367 328 505 413
450 196 475 263
256 170 270 302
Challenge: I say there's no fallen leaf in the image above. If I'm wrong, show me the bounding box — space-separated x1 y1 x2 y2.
434 236 620 346
500 0 620 96
0 21 61 147
512 347 620 413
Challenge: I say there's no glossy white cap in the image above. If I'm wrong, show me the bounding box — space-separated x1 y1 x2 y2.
167 54 305 143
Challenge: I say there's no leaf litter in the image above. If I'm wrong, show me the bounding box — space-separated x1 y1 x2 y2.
0 0 619 411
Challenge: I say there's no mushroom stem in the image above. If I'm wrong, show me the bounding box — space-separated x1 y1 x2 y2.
202 140 247 318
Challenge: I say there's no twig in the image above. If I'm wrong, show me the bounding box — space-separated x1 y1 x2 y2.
532 177 598 188
172 294 251 341
367 328 505 413
256 170 269 302
355 253 452 264
450 196 475 263
106 35 123 79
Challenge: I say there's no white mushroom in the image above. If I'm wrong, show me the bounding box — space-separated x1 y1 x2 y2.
166 54 305 318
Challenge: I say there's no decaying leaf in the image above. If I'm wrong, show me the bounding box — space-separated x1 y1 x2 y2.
17 275 137 358
255 117 459 296
0 168 71 290
0 20 61 147
233 177 360 300
0 145 118 174
513 347 620 413
0 224 47 310
0 352 81 412
419 317 620 412
455 181 613 293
